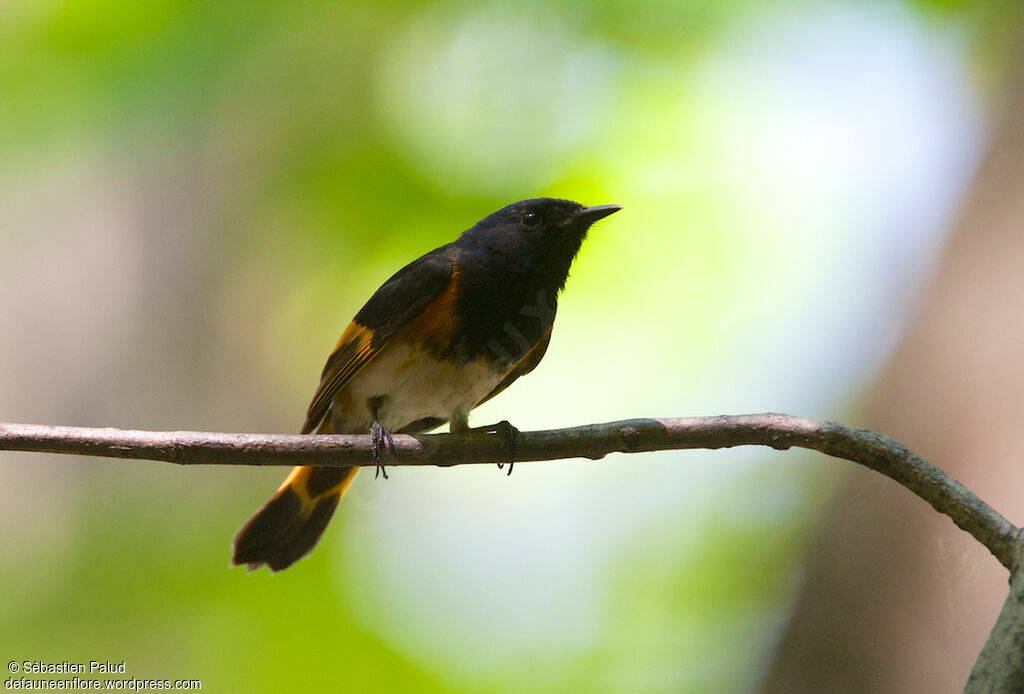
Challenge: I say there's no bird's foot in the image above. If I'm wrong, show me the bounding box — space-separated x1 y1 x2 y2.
371 420 394 479
468 420 519 476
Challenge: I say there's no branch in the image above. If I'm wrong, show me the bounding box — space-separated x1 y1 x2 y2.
4 414 1024 689
1 413 1019 571
966 550 1024 693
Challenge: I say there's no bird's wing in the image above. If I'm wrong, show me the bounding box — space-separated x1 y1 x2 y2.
474 324 553 409
301 246 455 434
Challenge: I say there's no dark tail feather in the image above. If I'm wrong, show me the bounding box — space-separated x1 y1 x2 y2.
231 465 358 572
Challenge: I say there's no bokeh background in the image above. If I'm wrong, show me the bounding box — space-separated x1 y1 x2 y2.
2 1 1023 692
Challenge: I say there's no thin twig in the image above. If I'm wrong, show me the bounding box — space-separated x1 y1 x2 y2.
1 414 1019 570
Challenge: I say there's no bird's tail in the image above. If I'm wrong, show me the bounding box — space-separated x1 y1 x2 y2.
231 465 358 572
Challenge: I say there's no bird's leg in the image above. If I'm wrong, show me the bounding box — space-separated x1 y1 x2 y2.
456 419 520 476
370 420 394 479
370 421 393 481
368 398 393 479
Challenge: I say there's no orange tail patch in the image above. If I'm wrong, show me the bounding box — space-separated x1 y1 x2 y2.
231 465 358 572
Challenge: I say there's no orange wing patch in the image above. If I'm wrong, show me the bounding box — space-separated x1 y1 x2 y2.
401 263 461 345
300 254 457 434
302 321 378 433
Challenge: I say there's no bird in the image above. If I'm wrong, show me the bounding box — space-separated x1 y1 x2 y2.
231 197 621 572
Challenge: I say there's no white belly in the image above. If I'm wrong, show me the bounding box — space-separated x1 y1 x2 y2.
328 342 506 434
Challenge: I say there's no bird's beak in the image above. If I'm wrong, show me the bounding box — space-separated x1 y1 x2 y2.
574 204 622 225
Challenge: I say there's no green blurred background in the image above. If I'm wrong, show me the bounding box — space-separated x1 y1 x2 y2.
0 1 1018 691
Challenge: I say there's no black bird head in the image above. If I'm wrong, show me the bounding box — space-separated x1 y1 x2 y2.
457 198 621 289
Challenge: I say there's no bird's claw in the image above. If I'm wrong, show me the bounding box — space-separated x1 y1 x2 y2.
492 420 519 476
371 420 394 479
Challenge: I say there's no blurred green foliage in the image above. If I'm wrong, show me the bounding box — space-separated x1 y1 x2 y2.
0 0 1008 691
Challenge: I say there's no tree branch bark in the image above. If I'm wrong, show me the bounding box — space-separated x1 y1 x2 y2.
966 550 1024 693
1 413 1019 572
4 413 1024 690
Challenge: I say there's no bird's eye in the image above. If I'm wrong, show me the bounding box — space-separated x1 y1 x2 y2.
521 211 542 229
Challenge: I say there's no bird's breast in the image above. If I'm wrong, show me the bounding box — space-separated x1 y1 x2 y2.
328 339 507 434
